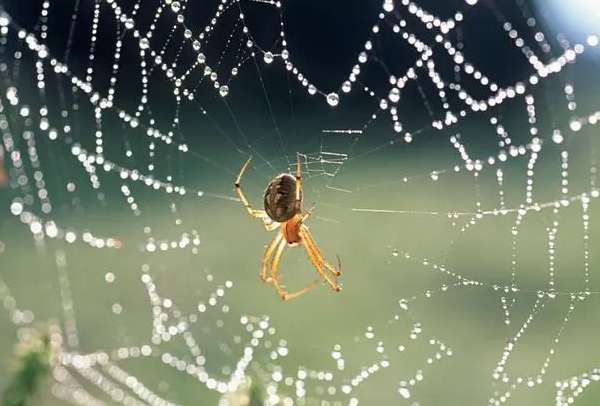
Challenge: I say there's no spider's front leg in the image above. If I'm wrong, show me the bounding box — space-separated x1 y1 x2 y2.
295 152 303 207
235 156 279 231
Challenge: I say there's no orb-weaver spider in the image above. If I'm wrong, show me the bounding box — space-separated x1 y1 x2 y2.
234 153 342 300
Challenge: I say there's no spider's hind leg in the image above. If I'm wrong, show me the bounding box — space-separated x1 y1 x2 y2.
300 226 341 278
262 233 283 283
269 237 320 300
299 227 342 292
278 280 321 301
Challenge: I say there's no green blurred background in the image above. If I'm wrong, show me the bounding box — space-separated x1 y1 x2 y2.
1 0 600 405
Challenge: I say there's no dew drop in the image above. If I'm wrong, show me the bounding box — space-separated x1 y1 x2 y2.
389 87 400 103
112 303 123 314
264 52 274 64
219 86 229 97
383 0 394 12
139 38 150 50
170 1 181 12
326 92 339 107
398 387 411 399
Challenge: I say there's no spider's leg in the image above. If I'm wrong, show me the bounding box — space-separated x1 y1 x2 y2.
269 237 320 301
300 225 342 277
234 157 262 217
261 217 280 231
269 238 289 298
299 227 342 292
235 156 280 231
235 156 253 181
295 152 302 207
278 280 321 301
299 204 315 222
262 233 283 283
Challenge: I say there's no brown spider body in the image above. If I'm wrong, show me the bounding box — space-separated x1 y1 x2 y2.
263 173 302 223
234 153 342 300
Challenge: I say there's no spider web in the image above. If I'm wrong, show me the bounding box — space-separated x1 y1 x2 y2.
0 0 599 405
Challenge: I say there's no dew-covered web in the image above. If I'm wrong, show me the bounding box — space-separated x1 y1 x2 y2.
0 0 600 405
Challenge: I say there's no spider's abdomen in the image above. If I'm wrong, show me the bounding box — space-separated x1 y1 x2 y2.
264 173 302 222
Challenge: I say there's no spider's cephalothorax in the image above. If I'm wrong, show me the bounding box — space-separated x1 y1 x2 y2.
263 173 303 223
234 153 342 301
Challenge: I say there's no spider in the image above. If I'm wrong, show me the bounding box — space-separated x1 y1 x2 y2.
234 153 342 300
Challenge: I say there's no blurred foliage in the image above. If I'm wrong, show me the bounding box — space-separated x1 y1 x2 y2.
218 364 293 406
2 323 58 406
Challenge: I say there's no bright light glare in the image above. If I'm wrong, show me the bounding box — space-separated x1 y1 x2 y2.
541 0 600 41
